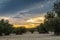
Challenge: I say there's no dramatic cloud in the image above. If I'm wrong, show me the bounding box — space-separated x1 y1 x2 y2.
13 0 56 19
0 0 56 24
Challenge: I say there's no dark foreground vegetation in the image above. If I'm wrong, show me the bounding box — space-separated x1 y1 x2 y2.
0 19 13 36
0 0 60 36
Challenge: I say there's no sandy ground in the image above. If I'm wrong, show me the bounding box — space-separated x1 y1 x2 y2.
0 32 60 40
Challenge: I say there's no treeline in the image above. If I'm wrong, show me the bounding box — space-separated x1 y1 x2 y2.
0 19 48 36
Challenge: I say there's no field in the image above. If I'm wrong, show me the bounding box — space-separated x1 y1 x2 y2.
0 32 60 40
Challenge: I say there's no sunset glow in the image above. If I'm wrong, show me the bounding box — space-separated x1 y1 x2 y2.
0 16 45 28
26 16 45 23
13 16 45 28
0 0 56 28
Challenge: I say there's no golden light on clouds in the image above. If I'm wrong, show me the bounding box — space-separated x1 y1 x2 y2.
13 16 45 28
13 24 39 28
26 16 45 23
26 19 35 23
0 16 45 28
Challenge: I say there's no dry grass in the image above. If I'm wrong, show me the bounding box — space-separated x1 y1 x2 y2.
0 32 60 40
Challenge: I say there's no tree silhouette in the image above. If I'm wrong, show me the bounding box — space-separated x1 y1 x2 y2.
15 27 27 35
44 12 55 32
0 19 13 36
54 1 60 17
37 23 48 34
53 1 60 35
3 20 13 35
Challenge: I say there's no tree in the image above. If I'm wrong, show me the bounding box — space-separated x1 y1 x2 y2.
54 1 60 17
0 19 5 36
15 27 27 35
53 18 60 35
0 19 13 36
3 20 13 35
53 1 60 35
37 23 48 34
44 12 55 32
43 1 60 35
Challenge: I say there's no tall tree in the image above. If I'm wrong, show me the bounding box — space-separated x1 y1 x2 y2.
53 0 60 35
54 1 60 17
44 11 55 31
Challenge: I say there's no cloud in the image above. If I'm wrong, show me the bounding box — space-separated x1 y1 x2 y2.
0 0 11 9
13 0 56 19
0 0 57 24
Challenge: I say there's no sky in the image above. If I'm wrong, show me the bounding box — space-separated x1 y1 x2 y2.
0 0 56 24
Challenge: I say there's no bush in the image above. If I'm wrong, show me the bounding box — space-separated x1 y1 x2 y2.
0 19 13 36
29 28 35 34
15 27 27 35
37 23 48 34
